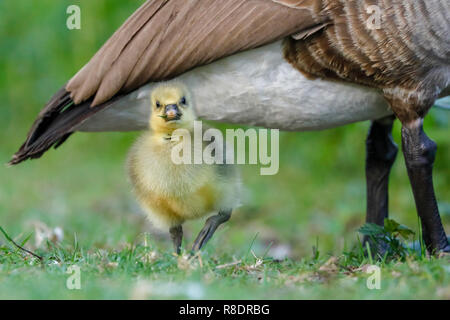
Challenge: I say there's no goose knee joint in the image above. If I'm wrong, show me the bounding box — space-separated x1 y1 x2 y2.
402 127 437 168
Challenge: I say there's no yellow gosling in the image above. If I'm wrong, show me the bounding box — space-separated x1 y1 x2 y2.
127 82 240 253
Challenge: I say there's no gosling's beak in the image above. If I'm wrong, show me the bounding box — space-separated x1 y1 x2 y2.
164 104 182 121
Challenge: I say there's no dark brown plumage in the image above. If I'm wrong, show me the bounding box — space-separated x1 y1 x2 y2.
283 0 450 123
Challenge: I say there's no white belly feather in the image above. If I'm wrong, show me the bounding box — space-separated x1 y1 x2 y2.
78 41 392 132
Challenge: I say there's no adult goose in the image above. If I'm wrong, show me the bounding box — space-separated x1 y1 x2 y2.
10 0 450 254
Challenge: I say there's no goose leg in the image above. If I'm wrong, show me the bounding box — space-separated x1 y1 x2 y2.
192 210 232 252
401 119 449 253
169 225 183 254
363 116 398 253
365 115 398 226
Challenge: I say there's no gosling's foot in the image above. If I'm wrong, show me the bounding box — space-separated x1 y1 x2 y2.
191 210 232 252
170 225 183 255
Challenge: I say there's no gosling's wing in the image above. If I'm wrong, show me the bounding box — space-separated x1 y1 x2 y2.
11 0 328 165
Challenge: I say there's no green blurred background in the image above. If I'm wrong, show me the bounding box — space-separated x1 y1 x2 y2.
0 0 449 299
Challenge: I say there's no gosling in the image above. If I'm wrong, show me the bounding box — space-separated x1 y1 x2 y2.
127 82 240 253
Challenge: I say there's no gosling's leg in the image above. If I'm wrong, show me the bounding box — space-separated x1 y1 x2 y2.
169 225 183 254
363 116 398 252
192 210 232 252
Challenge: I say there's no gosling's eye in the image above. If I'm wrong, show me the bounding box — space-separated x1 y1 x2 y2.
180 97 187 105
156 101 161 108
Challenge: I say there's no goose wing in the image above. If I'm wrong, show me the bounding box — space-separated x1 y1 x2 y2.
11 0 326 165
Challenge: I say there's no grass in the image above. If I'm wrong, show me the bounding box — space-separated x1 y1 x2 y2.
0 0 449 300
1 226 449 300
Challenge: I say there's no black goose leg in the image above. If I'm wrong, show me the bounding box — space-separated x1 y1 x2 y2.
363 116 398 254
365 116 398 225
192 210 232 252
170 225 183 254
401 119 449 253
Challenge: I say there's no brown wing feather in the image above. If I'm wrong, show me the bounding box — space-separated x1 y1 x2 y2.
11 0 325 165
10 95 125 165
67 0 322 106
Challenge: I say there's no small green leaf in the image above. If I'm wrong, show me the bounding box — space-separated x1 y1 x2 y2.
384 219 400 234
384 219 415 240
358 223 385 236
396 226 415 240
